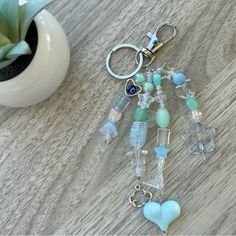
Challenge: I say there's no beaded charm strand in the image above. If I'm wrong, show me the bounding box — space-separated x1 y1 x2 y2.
168 70 216 156
127 71 155 179
100 94 130 144
102 23 216 234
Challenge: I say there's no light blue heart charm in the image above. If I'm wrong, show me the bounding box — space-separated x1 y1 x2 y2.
143 200 181 232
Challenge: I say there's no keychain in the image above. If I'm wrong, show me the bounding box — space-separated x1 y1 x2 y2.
100 23 177 144
100 22 216 234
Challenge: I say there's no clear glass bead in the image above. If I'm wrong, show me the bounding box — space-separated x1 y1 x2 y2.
129 121 148 148
99 121 118 144
112 94 131 113
146 69 153 83
147 110 156 128
155 90 167 104
143 157 165 190
175 79 195 99
156 128 170 146
189 110 203 123
127 148 148 178
138 93 155 109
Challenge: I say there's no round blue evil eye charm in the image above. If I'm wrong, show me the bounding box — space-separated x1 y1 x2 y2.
125 79 142 97
127 84 137 95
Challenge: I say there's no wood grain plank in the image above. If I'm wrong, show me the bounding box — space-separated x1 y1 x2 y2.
0 0 235 235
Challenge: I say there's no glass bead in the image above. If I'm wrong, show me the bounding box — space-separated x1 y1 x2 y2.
143 82 155 94
147 110 156 128
112 94 130 113
127 148 148 178
175 79 195 99
108 108 122 122
186 97 198 110
135 73 146 84
152 72 161 86
155 90 167 103
146 70 153 83
156 128 170 146
143 157 165 190
190 110 202 122
99 120 118 144
138 93 155 109
129 121 148 148
133 107 148 122
154 145 169 159
155 107 170 128
172 72 186 85
127 85 137 95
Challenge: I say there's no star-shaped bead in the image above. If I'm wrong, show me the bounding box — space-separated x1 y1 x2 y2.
138 93 155 109
154 145 169 159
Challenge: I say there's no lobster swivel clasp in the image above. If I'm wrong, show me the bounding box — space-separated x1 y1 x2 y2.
136 22 177 67
106 22 177 80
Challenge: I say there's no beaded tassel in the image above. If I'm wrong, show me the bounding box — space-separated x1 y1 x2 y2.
100 94 130 144
171 72 216 155
143 70 170 193
127 71 155 178
100 73 146 144
142 68 181 234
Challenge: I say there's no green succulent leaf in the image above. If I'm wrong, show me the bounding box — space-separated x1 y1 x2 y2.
0 59 15 70
0 11 8 37
0 33 11 46
19 2 27 36
20 0 53 40
1 0 20 43
0 0 53 70
0 44 15 60
6 41 31 59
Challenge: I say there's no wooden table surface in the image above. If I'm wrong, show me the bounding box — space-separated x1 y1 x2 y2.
0 0 235 235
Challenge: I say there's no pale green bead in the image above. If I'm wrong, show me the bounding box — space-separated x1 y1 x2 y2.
133 107 148 122
152 73 161 86
186 97 198 110
143 82 154 93
155 108 170 128
135 73 145 83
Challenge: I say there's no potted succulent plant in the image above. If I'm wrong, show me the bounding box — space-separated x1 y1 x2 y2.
0 0 70 107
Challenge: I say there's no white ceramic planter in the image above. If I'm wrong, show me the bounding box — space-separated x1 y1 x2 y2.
0 10 70 107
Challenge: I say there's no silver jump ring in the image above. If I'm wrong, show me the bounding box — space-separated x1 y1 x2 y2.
106 44 144 80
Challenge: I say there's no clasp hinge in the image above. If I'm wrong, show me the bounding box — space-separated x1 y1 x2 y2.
136 22 177 67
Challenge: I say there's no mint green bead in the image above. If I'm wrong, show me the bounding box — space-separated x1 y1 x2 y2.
152 73 161 86
155 108 170 128
186 97 198 110
133 107 148 122
135 73 145 84
143 82 154 93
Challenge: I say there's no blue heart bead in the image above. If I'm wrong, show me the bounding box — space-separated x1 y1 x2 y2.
143 200 181 232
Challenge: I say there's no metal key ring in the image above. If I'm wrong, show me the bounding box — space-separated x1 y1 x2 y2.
106 44 144 80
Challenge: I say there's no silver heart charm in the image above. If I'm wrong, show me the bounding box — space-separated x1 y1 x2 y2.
125 79 142 97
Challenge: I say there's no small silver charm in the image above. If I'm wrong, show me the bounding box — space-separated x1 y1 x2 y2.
129 185 153 208
125 79 142 97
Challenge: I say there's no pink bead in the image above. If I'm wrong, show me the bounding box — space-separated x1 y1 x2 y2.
108 108 122 122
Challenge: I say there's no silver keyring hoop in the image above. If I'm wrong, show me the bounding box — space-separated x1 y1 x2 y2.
106 44 144 80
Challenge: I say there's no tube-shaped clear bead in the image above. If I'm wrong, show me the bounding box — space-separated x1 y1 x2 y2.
129 121 148 148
